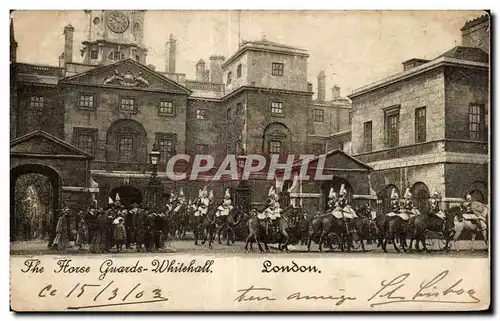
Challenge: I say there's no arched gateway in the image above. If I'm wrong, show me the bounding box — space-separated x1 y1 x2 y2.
10 131 94 245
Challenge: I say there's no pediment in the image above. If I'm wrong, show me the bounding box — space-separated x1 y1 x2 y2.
10 131 93 159
60 59 191 95
320 150 372 171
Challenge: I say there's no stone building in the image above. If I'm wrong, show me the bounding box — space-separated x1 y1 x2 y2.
348 14 490 213
10 10 354 221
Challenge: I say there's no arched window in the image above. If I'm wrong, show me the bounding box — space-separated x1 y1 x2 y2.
227 72 232 85
411 182 430 214
263 123 291 156
106 119 148 163
236 64 242 78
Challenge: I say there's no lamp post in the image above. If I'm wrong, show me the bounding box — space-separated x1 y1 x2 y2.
235 151 251 213
147 143 163 208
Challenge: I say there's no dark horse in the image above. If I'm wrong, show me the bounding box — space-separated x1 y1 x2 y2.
193 203 217 249
348 205 377 252
376 212 409 253
215 205 243 245
173 203 191 239
244 206 298 253
307 211 353 252
408 210 455 252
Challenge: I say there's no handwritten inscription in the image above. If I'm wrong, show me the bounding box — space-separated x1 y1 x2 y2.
38 281 168 310
367 270 480 307
21 259 44 273
261 260 321 274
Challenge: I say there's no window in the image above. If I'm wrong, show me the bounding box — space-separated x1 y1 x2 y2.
29 96 44 109
226 108 231 120
236 102 242 113
363 121 373 152
120 98 135 113
270 102 284 116
195 144 209 155
338 141 344 151
415 107 426 143
196 109 207 120
227 72 232 85
158 138 173 162
236 64 242 78
385 108 400 148
118 137 134 162
312 109 324 122
136 55 140 61
113 51 123 60
349 112 353 125
90 50 98 59
159 100 174 116
272 62 284 76
269 140 282 154
79 94 95 109
469 104 485 140
312 143 324 154
77 134 94 155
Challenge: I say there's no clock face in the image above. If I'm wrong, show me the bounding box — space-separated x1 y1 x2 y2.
106 11 129 33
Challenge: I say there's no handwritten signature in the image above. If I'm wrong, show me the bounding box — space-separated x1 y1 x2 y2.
367 270 480 307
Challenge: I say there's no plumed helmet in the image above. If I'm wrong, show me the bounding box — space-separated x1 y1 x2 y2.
108 197 114 205
404 188 412 199
179 187 184 197
201 186 208 198
390 188 399 200
225 188 231 199
466 194 472 201
339 184 347 196
198 188 202 198
115 193 121 202
209 190 214 200
329 187 335 199
432 189 439 197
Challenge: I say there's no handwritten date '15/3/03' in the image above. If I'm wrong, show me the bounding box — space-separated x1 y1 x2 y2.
38 281 168 310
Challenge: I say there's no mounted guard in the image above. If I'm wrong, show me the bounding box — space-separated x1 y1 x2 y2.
460 194 485 231
216 188 233 217
261 187 282 233
429 189 445 219
194 187 210 217
337 184 358 219
397 188 419 220
173 188 186 213
326 188 338 215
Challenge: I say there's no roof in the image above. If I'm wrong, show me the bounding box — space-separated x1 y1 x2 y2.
461 14 489 31
222 37 309 68
436 46 489 63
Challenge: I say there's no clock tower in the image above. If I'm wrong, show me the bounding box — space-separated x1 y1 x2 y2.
81 10 147 66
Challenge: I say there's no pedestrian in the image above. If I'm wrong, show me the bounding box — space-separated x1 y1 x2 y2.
75 211 87 251
90 210 108 254
113 217 127 252
106 214 115 252
135 208 145 252
125 205 136 249
52 208 69 253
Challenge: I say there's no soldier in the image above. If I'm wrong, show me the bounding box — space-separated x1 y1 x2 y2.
125 204 138 249
216 188 233 218
326 188 338 214
429 190 445 219
52 208 69 252
390 188 400 214
194 186 210 217
173 188 186 214
402 188 418 216
338 184 358 219
263 187 282 232
461 194 483 231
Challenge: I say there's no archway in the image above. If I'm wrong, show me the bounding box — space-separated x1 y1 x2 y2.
411 182 430 214
321 177 353 211
466 181 488 203
110 185 143 207
10 164 61 243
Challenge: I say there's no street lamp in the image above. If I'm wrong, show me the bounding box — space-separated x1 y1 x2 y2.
147 143 163 207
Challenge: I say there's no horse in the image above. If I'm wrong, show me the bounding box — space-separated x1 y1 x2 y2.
244 206 298 253
215 205 243 245
374 209 409 253
173 204 191 239
452 206 488 252
193 204 217 249
307 210 352 252
407 210 455 252
348 205 377 252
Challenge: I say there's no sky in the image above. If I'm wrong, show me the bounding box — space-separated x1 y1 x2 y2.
11 10 485 98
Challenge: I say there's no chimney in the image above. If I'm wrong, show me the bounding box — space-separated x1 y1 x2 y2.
165 33 177 74
63 24 74 66
195 59 206 81
307 82 313 93
317 71 326 102
58 53 65 68
461 14 490 54
203 70 210 82
332 85 340 99
209 55 225 83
